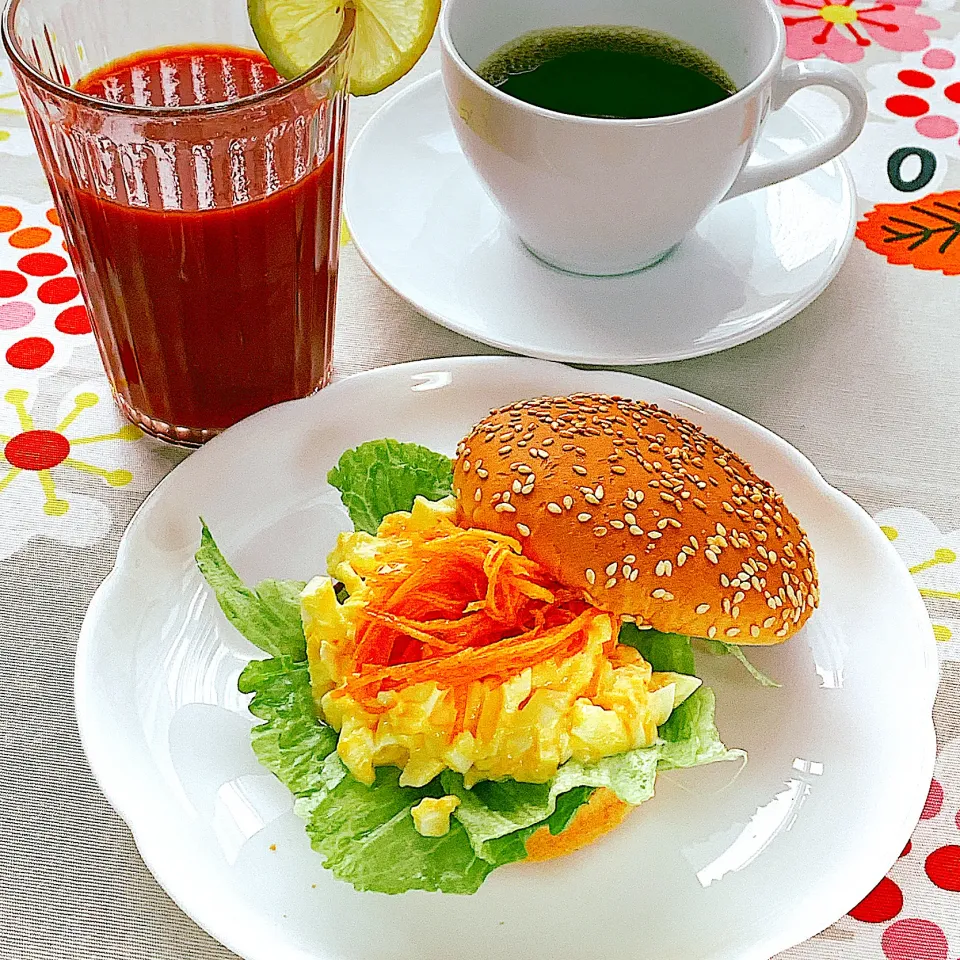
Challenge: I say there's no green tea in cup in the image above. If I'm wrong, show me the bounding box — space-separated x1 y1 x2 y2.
476 26 736 119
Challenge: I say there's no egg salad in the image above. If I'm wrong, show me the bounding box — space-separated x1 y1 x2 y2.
301 497 701 797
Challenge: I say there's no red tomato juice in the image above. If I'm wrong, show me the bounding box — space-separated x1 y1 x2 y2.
62 46 344 437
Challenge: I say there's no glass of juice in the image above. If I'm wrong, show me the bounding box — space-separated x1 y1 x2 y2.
2 0 354 445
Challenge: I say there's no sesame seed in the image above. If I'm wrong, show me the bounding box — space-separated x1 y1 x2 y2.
517 465 532 475
585 494 600 506
606 562 618 576
725 627 741 637
692 498 707 510
655 560 673 577
734 591 745 604
605 577 617 589
660 492 675 502
498 446 512 455
657 518 669 530
538 449 549 460
462 460 471 473
547 502 562 515
624 513 637 525
629 525 643 536
750 625 760 638
563 496 574 510
521 483 534 495
677 553 687 567
512 480 522 494
648 531 662 539
577 513 592 522
705 550 719 564
707 626 717 638
763 616 776 628
474 488 482 502
494 503 516 513
476 468 489 479
610 520 625 529
651 588 667 599
585 568 596 585
516 523 531 537
572 464 588 476
611 465 627 474
595 485 604 499
594 526 608 537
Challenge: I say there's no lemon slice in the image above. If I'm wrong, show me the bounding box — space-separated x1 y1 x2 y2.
248 0 441 95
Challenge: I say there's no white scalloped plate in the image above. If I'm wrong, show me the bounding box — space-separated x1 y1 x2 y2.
76 357 937 960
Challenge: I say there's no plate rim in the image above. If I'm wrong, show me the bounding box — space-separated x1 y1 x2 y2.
343 71 859 366
75 356 938 960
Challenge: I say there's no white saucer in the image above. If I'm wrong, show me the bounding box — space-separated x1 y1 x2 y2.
344 74 857 365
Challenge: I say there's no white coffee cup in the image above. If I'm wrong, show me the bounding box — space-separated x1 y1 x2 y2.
439 0 867 276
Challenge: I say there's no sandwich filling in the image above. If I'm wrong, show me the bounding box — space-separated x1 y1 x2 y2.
303 497 700 790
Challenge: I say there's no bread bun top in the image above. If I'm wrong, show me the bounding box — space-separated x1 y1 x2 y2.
453 394 818 645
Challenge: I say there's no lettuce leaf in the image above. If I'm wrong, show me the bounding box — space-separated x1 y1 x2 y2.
697 639 781 687
618 623 695 674
238 657 338 794
196 522 306 660
327 439 454 534
443 746 661 861
659 687 739 770
295 763 495 895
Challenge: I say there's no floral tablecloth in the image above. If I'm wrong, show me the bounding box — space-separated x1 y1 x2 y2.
2 3 960 958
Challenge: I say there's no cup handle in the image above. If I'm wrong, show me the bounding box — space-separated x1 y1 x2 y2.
723 61 867 201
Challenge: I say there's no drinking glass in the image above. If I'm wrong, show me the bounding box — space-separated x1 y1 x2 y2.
3 0 354 445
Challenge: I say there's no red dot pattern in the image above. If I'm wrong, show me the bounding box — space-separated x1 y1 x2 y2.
0 270 28 298
881 918 948 960
54 305 91 335
37 277 80 305
899 70 936 89
3 429 70 470
901 839 913 858
924 845 960 891
5 336 55 370
944 82 960 104
922 779 944 819
17 252 68 277
849 876 903 923
887 94 930 118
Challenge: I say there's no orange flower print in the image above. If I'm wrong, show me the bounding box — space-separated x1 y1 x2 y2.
856 189 960 273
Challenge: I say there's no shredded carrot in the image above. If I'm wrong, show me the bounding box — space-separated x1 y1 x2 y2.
339 522 593 699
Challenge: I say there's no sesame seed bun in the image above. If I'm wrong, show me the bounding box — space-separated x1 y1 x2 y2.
454 394 818 645
522 788 633 863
